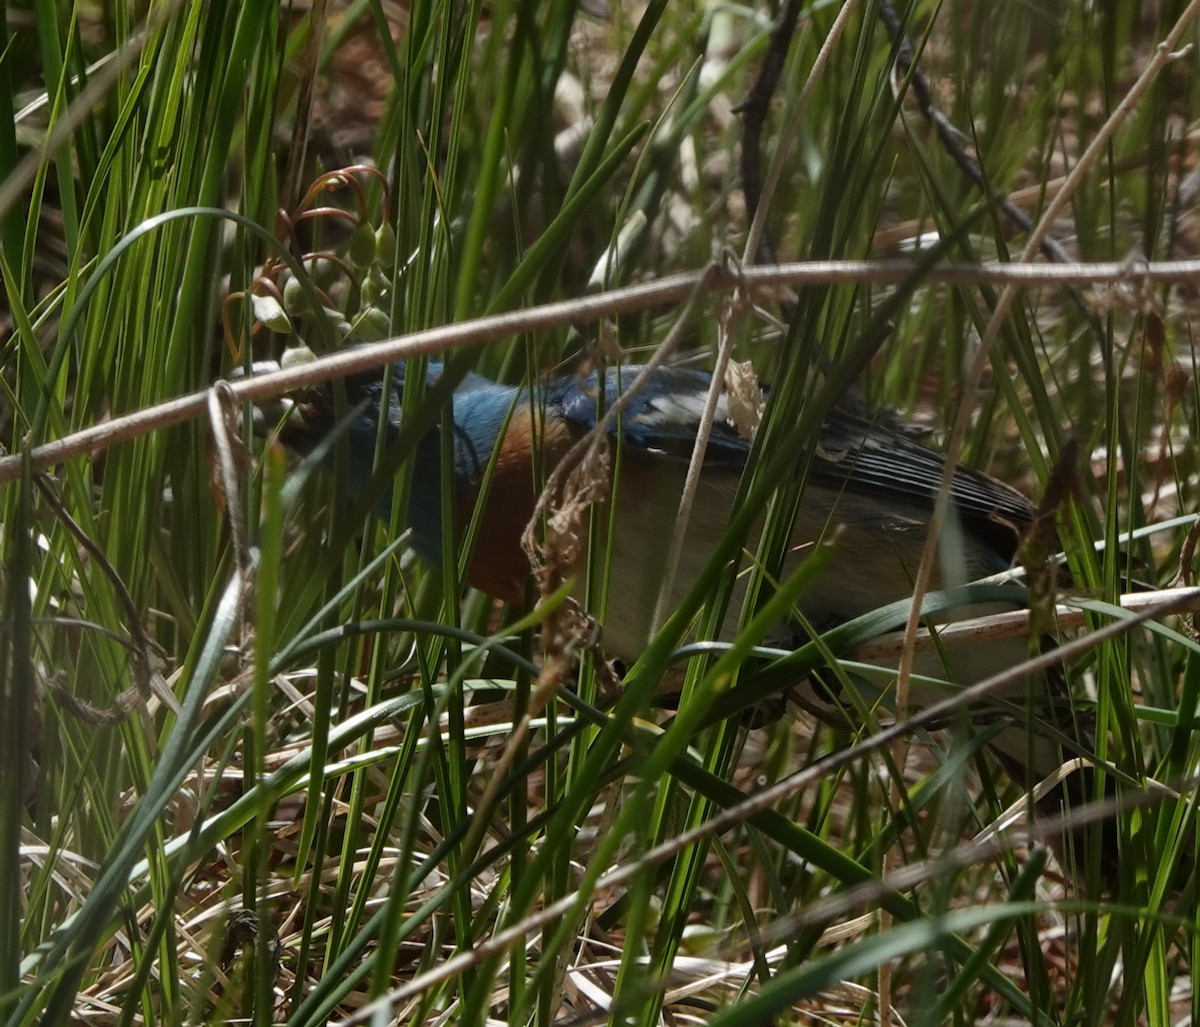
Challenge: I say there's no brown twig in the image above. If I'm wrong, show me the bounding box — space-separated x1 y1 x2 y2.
5 256 1200 484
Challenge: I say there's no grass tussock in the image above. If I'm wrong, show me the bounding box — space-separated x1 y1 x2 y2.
3 1 1200 1024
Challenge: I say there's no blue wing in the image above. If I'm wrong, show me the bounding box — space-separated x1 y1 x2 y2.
552 363 1035 563
554 365 752 464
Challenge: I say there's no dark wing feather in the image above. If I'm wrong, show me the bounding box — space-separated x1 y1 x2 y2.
811 406 1035 563
555 364 1034 564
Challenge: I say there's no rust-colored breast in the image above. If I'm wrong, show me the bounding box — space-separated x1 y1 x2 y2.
461 406 577 605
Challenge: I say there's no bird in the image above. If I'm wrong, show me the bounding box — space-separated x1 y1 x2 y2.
260 355 1095 854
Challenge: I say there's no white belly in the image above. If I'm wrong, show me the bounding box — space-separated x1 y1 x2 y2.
583 458 1067 780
